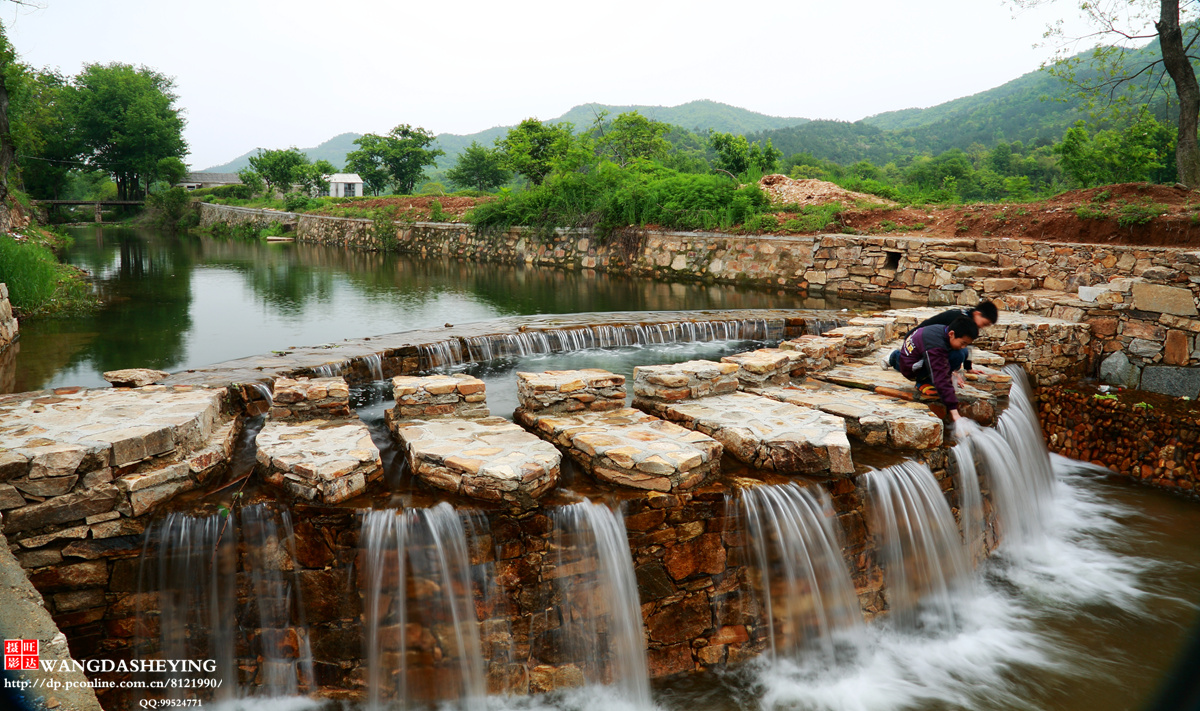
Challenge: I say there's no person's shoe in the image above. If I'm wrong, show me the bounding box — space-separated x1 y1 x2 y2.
880 351 893 370
916 384 938 400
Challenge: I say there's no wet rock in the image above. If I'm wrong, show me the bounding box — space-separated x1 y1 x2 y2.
632 360 738 402
256 420 382 504
269 376 351 421
762 379 942 450
720 350 791 390
1140 366 1200 398
1100 351 1140 388
102 369 168 388
516 369 627 414
389 373 490 420
2 484 122 534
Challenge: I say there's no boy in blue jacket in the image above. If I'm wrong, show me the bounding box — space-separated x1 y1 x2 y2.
887 316 979 422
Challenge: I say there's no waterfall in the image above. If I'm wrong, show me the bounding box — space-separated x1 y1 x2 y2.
734 483 865 664
362 504 487 711
247 381 274 406
545 501 651 708
951 366 1055 553
137 506 313 700
951 444 986 563
863 461 973 631
363 353 384 381
417 318 778 370
311 362 343 378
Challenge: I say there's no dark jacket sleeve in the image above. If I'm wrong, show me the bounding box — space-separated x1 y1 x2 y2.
926 345 960 411
908 308 966 341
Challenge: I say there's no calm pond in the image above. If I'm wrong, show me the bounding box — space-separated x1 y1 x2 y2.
6 225 828 393
4 225 1200 711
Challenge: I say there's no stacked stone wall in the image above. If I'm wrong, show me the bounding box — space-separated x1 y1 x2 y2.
1037 384 1200 494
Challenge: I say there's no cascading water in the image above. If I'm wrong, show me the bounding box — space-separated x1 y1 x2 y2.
311 363 343 378
734 483 865 664
543 501 651 709
361 504 487 711
362 353 385 381
952 366 1056 553
863 461 973 631
137 506 314 701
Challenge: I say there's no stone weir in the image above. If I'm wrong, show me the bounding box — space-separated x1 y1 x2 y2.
0 306 1086 707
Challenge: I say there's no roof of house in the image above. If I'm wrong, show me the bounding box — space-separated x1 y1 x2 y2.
181 172 242 184
327 173 363 183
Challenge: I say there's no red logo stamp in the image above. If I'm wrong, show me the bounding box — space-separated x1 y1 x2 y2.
4 639 38 671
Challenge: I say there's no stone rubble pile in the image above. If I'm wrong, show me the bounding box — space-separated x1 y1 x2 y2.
269 376 352 421
516 369 721 492
389 373 489 420
719 350 792 390
632 361 854 475
515 369 626 414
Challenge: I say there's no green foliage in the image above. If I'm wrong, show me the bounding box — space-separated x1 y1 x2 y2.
248 148 309 196
594 111 672 168
371 207 399 251
293 160 334 195
428 199 448 222
70 62 187 199
1055 108 1173 187
11 68 81 200
496 118 577 186
709 132 781 175
781 203 844 232
236 167 264 197
145 187 192 230
191 183 252 200
1074 205 1108 220
1116 202 1167 227
208 222 261 241
259 221 287 238
445 141 510 191
347 124 444 196
283 193 319 212
0 235 94 316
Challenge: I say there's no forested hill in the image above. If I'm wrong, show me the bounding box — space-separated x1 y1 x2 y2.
202 100 809 172
747 65 1089 165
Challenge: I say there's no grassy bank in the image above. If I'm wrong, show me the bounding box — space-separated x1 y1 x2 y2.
0 222 97 317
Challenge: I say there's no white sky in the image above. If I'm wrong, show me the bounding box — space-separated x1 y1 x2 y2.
6 0 1097 170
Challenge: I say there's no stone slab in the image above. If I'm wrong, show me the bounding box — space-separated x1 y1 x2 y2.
516 407 721 492
632 360 739 403
720 349 792 390
634 391 853 475
777 335 847 375
390 373 491 420
392 416 560 506
516 369 626 414
269 376 351 421
1139 366 1200 399
1132 282 1198 316
759 379 944 450
812 362 1003 426
255 419 382 504
102 368 169 387
822 326 882 356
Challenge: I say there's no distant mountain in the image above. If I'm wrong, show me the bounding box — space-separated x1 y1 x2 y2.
203 132 364 173
203 100 811 172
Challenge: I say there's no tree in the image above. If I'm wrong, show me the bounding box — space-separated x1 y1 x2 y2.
294 159 335 195
237 166 265 197
248 147 307 196
154 156 187 187
1012 0 1200 186
496 118 574 186
346 134 391 195
594 111 671 167
70 63 187 199
709 132 782 175
10 67 80 200
445 141 510 191
1055 107 1173 185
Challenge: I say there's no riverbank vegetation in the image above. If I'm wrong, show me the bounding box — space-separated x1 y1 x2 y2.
0 217 96 316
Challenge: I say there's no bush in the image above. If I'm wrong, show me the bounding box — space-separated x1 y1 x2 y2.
1116 202 1166 227
428 199 448 222
190 184 251 200
283 193 319 212
781 203 845 232
146 187 193 230
0 236 95 315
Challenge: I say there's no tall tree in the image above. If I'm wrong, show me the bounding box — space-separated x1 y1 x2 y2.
1012 0 1200 186
345 134 391 195
71 63 187 199
347 125 443 195
496 118 574 186
445 141 510 191
247 147 307 196
593 110 671 167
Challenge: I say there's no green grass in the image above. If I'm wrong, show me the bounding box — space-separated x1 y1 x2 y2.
0 235 95 316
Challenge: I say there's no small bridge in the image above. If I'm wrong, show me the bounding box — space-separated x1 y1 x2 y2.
32 200 144 223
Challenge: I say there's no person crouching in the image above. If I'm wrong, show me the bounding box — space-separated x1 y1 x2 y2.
888 315 979 422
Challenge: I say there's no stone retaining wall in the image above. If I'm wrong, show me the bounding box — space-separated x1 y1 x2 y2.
199 204 1200 395
0 282 17 352
1037 384 1199 494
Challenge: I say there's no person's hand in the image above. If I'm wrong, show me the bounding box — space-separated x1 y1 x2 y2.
969 368 985 374
952 372 966 388
950 409 962 421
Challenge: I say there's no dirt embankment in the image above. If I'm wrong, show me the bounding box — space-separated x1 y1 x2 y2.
312 195 490 222
758 178 1200 248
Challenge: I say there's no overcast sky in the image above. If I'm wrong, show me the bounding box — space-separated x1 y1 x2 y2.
7 0 1097 170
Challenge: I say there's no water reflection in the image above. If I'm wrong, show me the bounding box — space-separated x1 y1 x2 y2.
10 226 839 393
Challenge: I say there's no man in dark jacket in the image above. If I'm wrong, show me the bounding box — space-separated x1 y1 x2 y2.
889 316 979 421
900 301 998 374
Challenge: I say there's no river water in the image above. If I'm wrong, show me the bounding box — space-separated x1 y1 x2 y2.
6 225 827 393
8 226 1200 710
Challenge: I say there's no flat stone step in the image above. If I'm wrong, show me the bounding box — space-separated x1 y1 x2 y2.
823 325 885 356
812 362 1004 425
758 379 943 450
516 407 721 492
634 391 853 475
391 416 560 507
256 420 382 504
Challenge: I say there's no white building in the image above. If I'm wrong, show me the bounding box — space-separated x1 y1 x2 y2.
322 173 364 198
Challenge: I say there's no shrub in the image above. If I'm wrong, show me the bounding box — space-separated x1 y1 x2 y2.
1116 202 1166 227
1074 205 1108 220
283 193 320 212
428 200 448 222
146 187 193 230
781 203 844 233
0 236 94 315
190 184 251 200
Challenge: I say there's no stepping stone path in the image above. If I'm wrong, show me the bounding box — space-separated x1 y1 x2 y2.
0 385 236 537
812 363 1007 425
388 374 560 506
515 370 720 492
777 335 847 375
632 361 854 475
823 325 884 357
759 379 944 450
256 376 382 504
720 350 792 390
